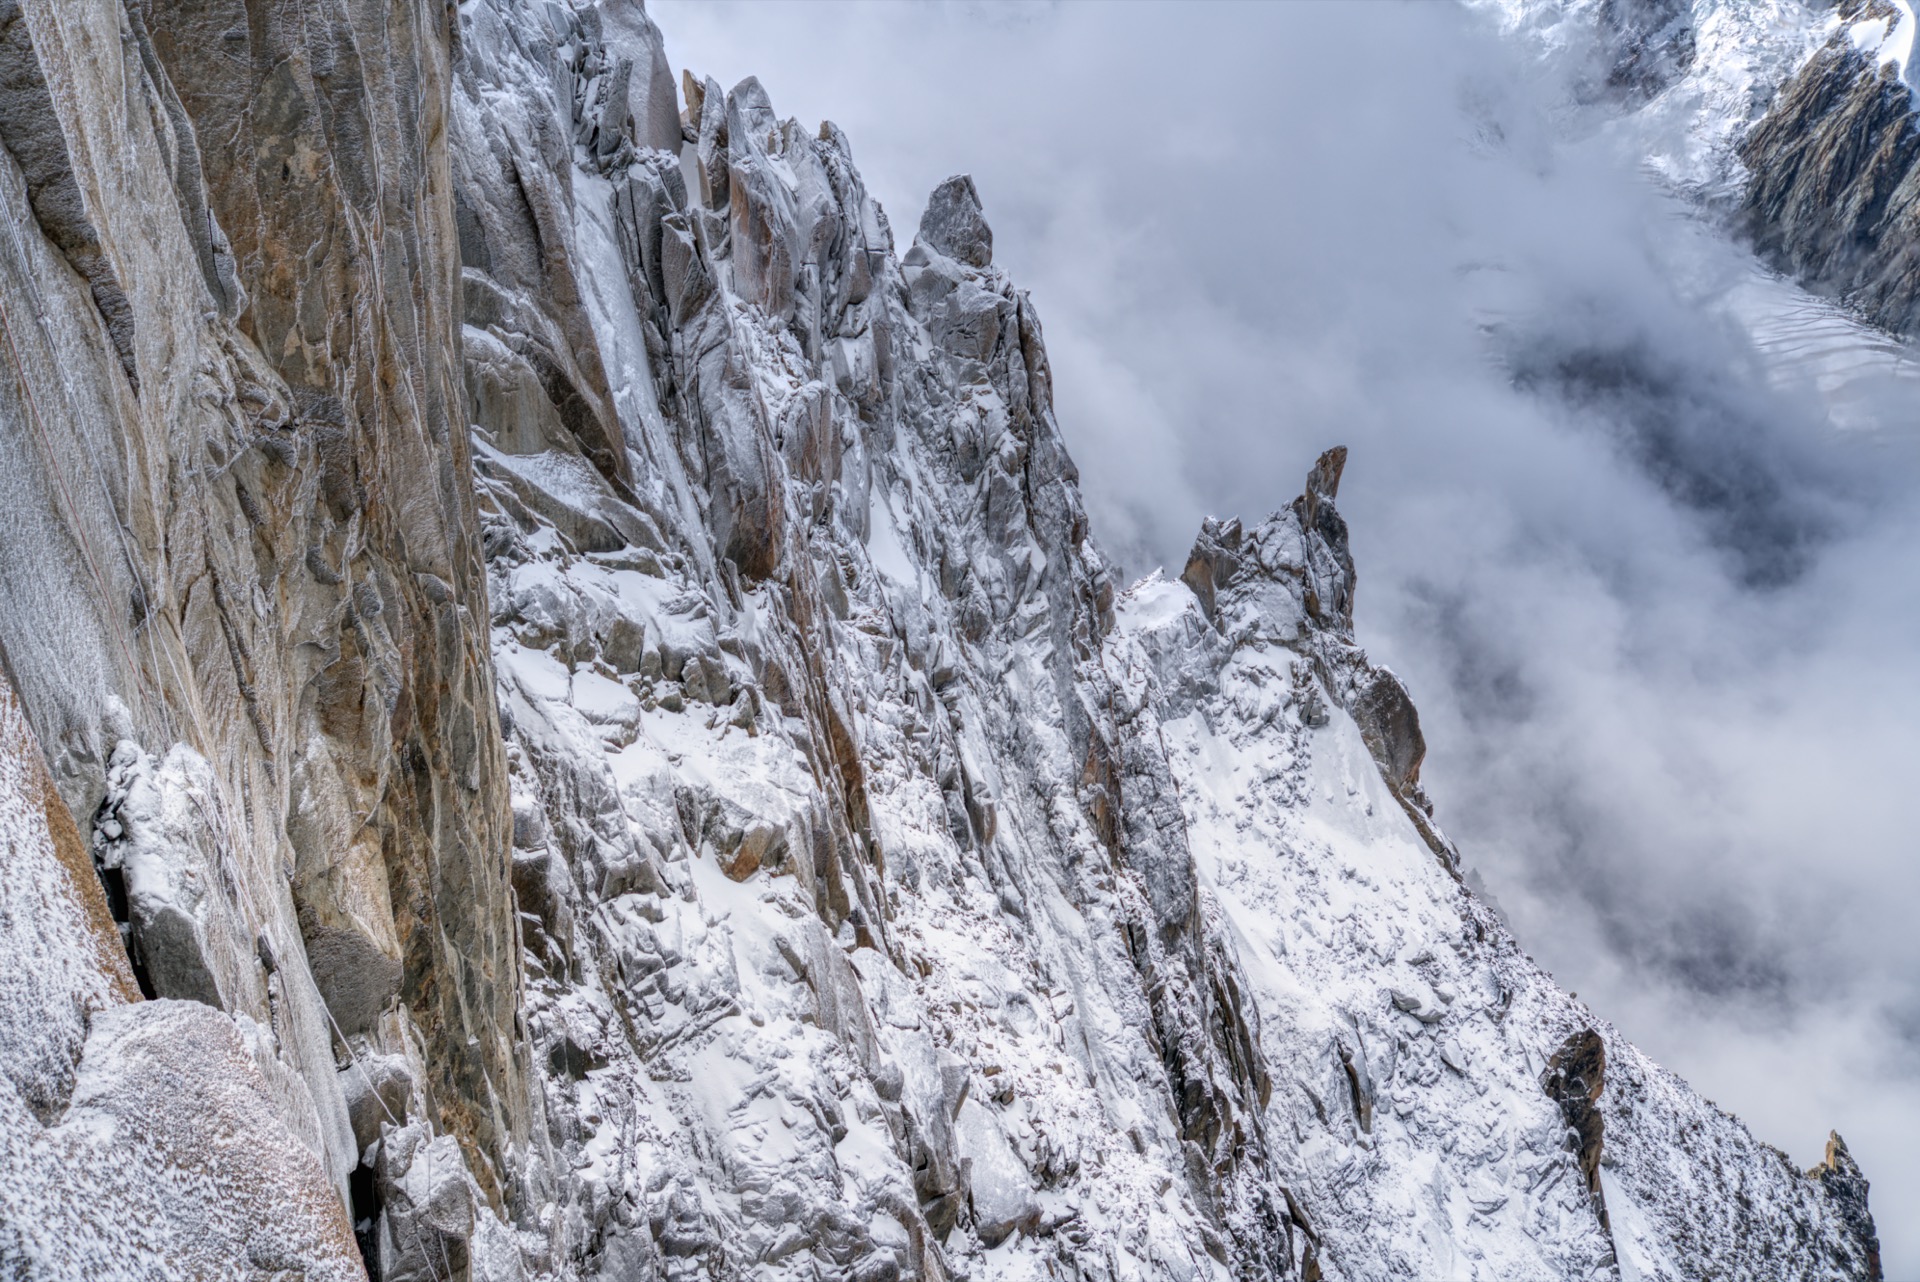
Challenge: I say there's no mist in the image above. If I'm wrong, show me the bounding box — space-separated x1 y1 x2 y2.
654 0 1920 1267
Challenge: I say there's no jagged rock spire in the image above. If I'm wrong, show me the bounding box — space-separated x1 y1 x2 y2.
917 173 993 268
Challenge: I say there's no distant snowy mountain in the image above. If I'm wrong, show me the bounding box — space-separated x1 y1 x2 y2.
1489 0 1920 424
0 1 1887 1279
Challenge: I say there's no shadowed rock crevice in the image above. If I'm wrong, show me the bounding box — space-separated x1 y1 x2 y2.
1543 1027 1610 1234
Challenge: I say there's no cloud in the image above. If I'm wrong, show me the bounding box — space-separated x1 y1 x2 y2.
655 0 1920 1267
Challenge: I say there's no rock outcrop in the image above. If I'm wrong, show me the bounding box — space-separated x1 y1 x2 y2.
1596 0 1697 100
0 1 1883 1280
1738 1 1920 334
1642 0 1920 352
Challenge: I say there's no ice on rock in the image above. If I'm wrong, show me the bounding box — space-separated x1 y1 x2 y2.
342 1053 415 1154
377 1128 480 1281
0 674 365 1277
589 0 685 154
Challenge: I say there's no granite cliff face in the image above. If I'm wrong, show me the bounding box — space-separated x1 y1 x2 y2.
0 2 1883 1280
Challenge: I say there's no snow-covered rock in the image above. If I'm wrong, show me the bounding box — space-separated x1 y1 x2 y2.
0 0 1885 1278
0 676 361 1278
1124 451 1880 1280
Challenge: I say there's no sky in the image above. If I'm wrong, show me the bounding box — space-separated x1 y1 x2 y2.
655 0 1920 1266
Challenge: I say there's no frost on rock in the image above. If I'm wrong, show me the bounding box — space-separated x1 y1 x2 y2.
0 0 1886 1278
457 3 1289 1272
0 677 362 1279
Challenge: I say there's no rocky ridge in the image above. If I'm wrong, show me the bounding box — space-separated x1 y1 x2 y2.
1506 0 1920 340
0 1 1882 1280
1737 0 1920 334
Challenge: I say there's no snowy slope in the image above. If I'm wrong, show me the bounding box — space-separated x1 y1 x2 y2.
1122 454 1878 1281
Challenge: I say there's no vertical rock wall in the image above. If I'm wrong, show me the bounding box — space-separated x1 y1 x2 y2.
140 0 529 1203
0 0 526 1272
